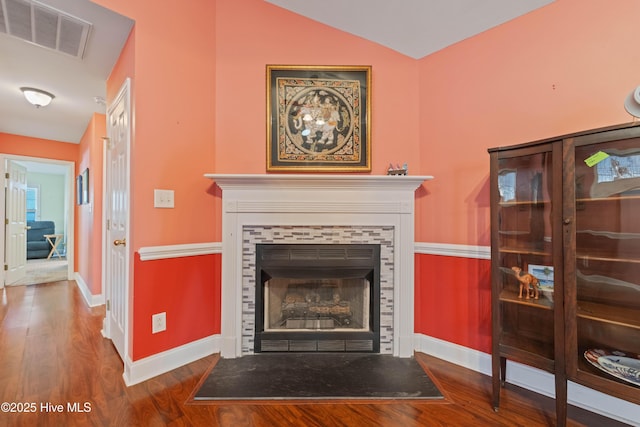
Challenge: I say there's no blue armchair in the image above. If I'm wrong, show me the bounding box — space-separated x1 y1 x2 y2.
26 221 55 259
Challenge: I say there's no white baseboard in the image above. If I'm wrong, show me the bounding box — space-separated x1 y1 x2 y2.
122 335 221 386
74 273 105 307
415 334 640 426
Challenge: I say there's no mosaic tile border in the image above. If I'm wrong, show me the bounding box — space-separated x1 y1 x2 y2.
241 225 395 354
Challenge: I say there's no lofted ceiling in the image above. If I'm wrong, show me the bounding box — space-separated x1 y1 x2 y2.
0 0 554 145
266 0 554 59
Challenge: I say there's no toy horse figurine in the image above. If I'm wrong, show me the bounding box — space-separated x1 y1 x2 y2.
511 266 540 300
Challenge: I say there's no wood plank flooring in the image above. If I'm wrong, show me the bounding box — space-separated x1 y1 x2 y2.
0 281 630 427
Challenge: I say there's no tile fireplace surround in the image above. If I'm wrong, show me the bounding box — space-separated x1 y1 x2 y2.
206 174 433 359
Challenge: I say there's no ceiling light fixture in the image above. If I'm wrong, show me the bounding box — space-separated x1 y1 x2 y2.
20 87 55 108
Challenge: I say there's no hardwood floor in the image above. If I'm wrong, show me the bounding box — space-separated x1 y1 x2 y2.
0 281 629 427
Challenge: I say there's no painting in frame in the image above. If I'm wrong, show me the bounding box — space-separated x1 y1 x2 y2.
266 65 371 172
76 174 83 205
81 168 89 204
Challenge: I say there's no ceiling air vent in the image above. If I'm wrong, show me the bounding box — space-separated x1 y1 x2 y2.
0 0 91 58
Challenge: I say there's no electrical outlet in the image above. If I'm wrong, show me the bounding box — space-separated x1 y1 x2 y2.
152 312 166 333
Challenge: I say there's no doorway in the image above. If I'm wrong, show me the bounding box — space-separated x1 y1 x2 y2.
102 78 131 363
1 155 74 288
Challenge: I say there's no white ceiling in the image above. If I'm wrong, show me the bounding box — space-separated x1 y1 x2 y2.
266 0 555 59
0 0 133 144
0 0 554 145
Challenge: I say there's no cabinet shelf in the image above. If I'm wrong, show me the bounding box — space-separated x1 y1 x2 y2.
576 230 640 240
499 200 551 207
499 289 554 310
499 337 555 372
576 194 640 203
577 301 640 330
576 253 640 264
498 230 543 236
499 247 551 257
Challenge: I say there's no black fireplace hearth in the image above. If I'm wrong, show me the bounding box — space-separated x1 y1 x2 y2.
254 244 380 353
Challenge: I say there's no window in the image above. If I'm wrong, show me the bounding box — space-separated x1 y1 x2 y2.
26 187 39 221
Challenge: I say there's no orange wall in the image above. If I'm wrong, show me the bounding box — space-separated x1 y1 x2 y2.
214 0 420 175
76 114 105 295
1 133 78 160
416 0 640 245
413 0 640 353
106 25 134 105
127 4 216 250
96 0 217 251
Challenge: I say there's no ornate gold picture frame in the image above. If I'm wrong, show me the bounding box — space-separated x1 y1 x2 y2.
266 65 371 172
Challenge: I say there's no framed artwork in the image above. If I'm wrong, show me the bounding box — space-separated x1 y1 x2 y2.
266 65 371 172
81 168 89 204
76 175 83 205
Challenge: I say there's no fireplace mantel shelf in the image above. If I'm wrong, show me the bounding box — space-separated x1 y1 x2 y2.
205 174 433 191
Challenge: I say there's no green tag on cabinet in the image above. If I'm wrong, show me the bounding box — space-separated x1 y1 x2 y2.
584 151 610 167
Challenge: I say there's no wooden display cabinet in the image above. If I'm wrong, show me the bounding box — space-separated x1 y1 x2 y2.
489 140 566 425
564 125 640 407
489 122 640 426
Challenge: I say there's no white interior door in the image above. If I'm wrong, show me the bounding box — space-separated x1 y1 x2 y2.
4 160 28 285
104 79 131 361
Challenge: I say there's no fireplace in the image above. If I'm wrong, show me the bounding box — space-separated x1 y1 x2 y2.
205 174 432 358
254 244 380 353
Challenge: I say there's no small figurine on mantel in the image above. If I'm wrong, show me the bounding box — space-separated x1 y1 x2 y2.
511 266 540 300
387 163 408 176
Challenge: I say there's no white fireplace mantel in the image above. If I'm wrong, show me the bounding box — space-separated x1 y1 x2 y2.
207 173 432 190
205 174 433 358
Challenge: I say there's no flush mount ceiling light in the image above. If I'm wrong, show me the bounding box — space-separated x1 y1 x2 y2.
20 87 55 108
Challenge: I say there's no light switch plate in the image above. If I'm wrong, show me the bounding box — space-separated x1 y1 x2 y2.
154 189 174 208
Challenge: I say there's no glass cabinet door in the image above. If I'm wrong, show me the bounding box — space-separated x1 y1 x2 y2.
495 148 556 364
572 138 640 390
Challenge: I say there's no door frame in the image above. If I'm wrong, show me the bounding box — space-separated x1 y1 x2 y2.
0 155 75 288
101 78 131 364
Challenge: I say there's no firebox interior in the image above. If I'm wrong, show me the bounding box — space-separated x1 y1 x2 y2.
255 244 381 353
